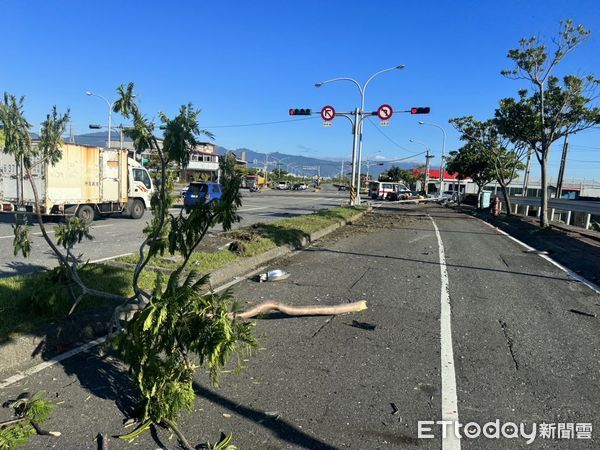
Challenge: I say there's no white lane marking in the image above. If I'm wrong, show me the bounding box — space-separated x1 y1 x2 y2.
408 234 431 244
0 337 107 389
89 253 133 264
0 224 114 240
429 215 461 450
479 219 600 295
239 206 270 212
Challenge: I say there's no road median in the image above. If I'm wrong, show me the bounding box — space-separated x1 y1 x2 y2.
0 206 368 375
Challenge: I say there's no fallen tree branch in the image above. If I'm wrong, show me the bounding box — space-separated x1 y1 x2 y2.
233 300 367 320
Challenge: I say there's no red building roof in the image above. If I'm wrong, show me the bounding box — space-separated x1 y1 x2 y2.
412 167 470 181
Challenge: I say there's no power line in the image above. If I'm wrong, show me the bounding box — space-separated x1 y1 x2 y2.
383 151 427 163
365 117 413 153
202 116 319 129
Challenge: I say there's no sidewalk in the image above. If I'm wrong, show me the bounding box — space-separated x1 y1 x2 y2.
461 206 600 286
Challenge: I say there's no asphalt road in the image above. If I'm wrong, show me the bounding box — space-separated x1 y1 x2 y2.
0 186 349 277
1 203 598 449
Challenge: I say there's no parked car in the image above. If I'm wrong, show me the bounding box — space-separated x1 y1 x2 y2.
385 187 413 201
338 185 348 191
438 190 458 203
277 181 290 190
293 183 308 190
184 182 223 212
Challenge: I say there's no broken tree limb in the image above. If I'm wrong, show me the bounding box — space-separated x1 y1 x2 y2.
233 300 368 320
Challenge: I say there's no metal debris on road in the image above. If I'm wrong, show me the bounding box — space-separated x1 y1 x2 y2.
350 320 376 331
257 269 290 282
568 308 597 318
390 403 399 415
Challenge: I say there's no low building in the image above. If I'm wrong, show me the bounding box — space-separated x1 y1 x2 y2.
179 142 220 182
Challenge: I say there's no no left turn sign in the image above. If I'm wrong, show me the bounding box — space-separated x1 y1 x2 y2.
377 104 393 121
321 105 335 121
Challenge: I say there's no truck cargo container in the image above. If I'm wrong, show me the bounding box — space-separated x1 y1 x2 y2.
0 143 153 223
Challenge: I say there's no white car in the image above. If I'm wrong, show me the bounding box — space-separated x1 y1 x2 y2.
438 191 458 202
277 182 289 190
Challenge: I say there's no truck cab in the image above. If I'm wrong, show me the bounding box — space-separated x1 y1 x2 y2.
127 158 153 219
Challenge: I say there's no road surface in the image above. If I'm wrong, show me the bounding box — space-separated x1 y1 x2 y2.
0 187 349 277
0 203 598 449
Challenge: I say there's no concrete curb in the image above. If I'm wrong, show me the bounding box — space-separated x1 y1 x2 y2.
0 208 369 376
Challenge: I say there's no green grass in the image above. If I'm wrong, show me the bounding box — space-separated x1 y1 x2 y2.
0 206 364 343
0 265 155 343
115 206 363 270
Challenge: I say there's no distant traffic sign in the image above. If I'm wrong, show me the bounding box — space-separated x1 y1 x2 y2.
377 104 393 121
321 105 336 121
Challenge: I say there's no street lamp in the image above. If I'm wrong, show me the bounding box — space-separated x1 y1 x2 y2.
315 64 405 205
86 91 116 149
418 121 447 194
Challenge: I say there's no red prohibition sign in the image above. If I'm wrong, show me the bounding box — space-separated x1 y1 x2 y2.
321 105 336 121
377 104 393 121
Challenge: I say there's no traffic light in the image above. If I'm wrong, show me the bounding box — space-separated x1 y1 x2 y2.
410 107 431 114
289 108 312 116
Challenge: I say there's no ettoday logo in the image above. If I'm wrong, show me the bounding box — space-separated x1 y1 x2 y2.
418 420 592 444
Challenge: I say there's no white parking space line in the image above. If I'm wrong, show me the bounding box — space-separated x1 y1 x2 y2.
429 215 461 450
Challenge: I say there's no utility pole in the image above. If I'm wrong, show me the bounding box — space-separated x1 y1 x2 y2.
522 146 533 197
340 160 344 183
424 150 433 194
556 133 569 199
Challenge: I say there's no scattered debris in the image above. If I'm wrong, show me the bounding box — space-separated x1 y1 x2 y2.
222 413 232 418
569 309 597 318
257 269 290 282
390 403 399 415
228 240 246 255
233 300 367 319
96 432 109 450
350 320 376 331
524 249 549 255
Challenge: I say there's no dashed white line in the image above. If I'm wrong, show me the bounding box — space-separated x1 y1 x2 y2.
429 214 461 450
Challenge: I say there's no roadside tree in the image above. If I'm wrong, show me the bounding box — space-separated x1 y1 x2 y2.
1 84 366 448
499 19 600 227
450 116 526 213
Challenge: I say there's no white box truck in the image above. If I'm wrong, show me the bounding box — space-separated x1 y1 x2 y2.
0 143 153 223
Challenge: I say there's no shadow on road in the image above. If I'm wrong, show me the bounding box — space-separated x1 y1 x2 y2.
306 247 576 284
194 383 339 450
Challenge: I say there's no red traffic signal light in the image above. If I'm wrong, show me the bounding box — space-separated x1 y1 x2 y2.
410 107 430 114
289 108 312 116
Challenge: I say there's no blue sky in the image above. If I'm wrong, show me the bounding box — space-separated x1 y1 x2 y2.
2 0 599 180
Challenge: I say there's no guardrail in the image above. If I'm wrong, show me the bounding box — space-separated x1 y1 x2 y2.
504 196 599 229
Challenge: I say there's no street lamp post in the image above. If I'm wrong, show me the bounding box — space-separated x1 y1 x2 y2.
315 65 405 205
86 91 115 149
418 121 446 195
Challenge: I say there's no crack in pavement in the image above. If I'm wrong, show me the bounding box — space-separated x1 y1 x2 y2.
499 320 519 370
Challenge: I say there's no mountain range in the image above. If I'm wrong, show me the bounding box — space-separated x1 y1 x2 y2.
67 132 417 178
